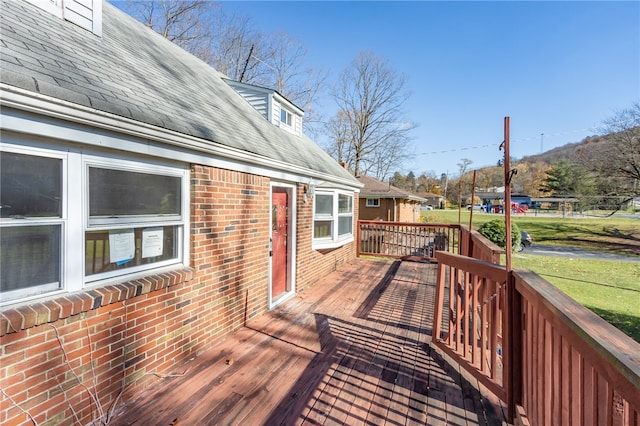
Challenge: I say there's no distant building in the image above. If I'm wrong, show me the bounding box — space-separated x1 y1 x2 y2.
416 192 445 209
357 175 427 222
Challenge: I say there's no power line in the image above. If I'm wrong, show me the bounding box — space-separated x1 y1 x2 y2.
415 126 601 157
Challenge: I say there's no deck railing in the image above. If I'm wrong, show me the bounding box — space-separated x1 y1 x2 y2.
432 252 509 403
357 220 459 260
458 226 504 264
512 270 639 426
431 253 640 425
356 220 639 425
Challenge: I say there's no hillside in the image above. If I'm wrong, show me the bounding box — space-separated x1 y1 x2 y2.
519 133 612 165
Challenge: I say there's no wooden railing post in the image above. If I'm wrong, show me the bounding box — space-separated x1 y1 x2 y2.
356 221 362 257
506 270 523 423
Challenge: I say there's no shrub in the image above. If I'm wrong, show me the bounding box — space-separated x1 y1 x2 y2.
478 219 521 251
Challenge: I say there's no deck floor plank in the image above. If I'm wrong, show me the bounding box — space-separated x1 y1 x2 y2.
112 259 504 426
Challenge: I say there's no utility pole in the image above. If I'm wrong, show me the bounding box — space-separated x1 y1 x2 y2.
540 133 544 153
443 171 448 208
503 117 513 271
468 170 477 249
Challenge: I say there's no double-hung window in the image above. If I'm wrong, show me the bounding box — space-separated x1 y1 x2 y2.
312 190 354 249
1 149 65 302
1 143 189 305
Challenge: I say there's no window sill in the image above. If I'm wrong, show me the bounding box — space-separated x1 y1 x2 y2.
312 235 354 251
0 267 194 336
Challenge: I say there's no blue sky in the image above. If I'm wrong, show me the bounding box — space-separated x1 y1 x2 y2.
114 1 639 178
219 1 639 178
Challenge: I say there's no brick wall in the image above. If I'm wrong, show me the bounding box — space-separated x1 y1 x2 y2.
0 166 358 425
397 200 421 222
357 198 420 223
0 165 271 426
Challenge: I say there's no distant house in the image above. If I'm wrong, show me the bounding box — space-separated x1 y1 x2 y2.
0 1 361 424
357 175 427 222
417 192 445 209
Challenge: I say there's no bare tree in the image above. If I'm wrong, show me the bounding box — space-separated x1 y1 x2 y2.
324 111 355 170
457 158 473 177
594 102 640 200
124 0 216 53
205 11 263 81
253 32 327 129
120 1 326 134
368 136 410 180
326 51 414 178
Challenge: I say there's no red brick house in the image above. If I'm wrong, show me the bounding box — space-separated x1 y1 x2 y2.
357 175 427 223
0 1 360 424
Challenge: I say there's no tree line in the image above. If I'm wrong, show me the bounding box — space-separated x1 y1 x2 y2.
388 103 640 212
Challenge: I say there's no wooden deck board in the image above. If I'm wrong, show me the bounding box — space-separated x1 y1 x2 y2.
111 259 505 426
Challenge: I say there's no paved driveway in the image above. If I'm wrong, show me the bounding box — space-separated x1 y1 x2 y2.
524 244 640 262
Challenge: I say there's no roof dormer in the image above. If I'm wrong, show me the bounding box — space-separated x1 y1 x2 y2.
25 0 102 36
224 79 304 137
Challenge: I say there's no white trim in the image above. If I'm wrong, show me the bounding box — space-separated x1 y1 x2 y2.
0 145 67 304
312 235 355 250
312 189 354 250
268 182 297 310
224 79 304 115
0 137 190 305
81 154 189 284
24 0 63 18
0 85 360 189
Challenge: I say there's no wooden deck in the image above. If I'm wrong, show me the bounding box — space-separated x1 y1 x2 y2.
112 259 505 426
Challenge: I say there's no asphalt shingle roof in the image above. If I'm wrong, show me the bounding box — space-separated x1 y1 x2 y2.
356 175 427 202
0 0 358 186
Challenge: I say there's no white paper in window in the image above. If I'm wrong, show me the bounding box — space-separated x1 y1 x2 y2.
109 229 135 265
142 227 163 258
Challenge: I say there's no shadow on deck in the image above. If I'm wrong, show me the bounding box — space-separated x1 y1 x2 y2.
112 259 505 425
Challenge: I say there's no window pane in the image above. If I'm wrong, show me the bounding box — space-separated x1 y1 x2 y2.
89 168 181 217
281 109 291 125
85 226 178 276
339 194 352 213
315 194 333 215
338 216 353 236
1 225 61 293
1 152 61 218
313 220 332 238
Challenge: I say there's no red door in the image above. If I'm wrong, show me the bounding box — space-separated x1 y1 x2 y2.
271 189 288 298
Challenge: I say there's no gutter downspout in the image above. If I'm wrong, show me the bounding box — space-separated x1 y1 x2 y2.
393 197 397 222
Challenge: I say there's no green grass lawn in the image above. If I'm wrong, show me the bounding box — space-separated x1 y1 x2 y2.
422 209 640 342
512 254 640 343
424 209 640 256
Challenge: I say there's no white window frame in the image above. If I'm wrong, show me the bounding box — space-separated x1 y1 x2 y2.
312 190 354 250
366 198 380 207
0 142 190 306
0 145 68 304
82 155 189 284
280 108 293 127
